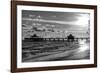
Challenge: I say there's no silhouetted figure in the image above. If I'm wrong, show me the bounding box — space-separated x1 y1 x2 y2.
67 34 75 42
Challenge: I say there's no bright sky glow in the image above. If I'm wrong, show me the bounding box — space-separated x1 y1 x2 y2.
75 14 89 26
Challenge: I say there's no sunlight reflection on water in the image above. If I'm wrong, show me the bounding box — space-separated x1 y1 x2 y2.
78 40 89 52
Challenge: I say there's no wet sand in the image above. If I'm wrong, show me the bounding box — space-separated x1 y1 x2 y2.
22 40 90 62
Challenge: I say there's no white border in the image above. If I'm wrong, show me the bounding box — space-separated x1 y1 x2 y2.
17 5 94 68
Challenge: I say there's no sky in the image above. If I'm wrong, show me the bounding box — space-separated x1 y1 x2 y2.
22 10 90 39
